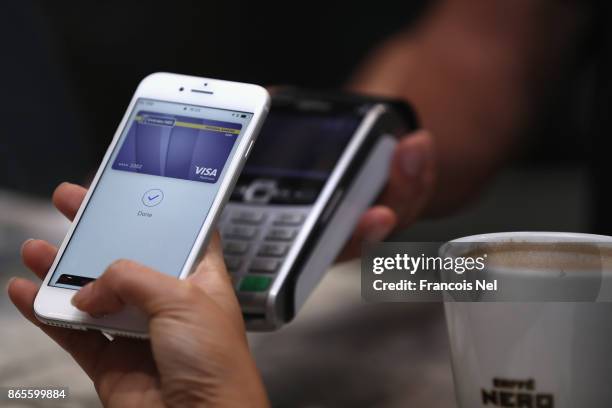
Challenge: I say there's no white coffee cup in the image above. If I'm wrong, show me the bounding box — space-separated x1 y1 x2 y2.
439 232 612 408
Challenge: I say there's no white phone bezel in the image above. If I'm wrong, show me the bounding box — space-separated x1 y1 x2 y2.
33 72 270 335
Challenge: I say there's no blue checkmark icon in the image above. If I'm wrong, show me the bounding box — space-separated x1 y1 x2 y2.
142 189 164 207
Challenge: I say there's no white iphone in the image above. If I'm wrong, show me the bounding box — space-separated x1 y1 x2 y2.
34 73 270 338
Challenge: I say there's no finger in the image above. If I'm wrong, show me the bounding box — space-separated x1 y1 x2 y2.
71 259 211 318
7 277 109 379
337 206 397 262
189 232 244 325
21 239 58 280
52 182 87 221
379 130 436 228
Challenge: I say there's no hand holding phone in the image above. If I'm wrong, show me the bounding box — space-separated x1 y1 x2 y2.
33 73 269 336
8 188 269 406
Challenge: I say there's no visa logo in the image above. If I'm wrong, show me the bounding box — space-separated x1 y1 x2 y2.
195 166 218 177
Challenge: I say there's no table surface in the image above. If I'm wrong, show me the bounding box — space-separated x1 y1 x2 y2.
0 191 456 408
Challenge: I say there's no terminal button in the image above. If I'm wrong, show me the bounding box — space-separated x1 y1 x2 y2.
258 243 288 257
239 276 272 292
224 225 257 240
231 210 265 225
274 213 305 226
265 228 297 241
249 258 281 274
223 241 250 255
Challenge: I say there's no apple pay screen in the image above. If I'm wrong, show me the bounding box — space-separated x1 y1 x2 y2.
49 98 253 289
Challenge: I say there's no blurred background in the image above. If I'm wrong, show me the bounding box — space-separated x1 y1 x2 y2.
0 1 606 407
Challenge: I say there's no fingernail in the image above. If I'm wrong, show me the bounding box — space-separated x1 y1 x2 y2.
5 277 17 293
399 144 426 178
20 239 35 257
71 282 94 308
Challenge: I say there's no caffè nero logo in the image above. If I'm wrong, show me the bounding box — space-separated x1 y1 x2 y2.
482 378 554 408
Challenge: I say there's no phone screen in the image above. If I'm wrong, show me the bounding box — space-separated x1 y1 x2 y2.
233 106 362 204
49 98 253 289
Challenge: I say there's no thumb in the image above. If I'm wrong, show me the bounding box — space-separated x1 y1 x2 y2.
188 231 244 325
379 130 436 228
71 259 207 318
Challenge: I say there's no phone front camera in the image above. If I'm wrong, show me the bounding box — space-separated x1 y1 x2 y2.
179 87 184 91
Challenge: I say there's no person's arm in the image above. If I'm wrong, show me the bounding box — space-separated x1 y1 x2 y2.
351 0 592 216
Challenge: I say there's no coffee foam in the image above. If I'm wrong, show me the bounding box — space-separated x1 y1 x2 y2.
464 242 612 271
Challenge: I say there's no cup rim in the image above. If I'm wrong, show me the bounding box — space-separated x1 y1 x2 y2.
447 231 612 245
439 231 612 262
439 232 612 298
